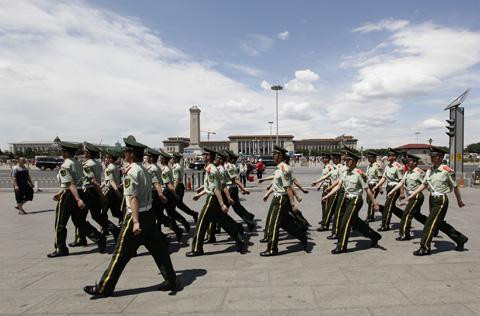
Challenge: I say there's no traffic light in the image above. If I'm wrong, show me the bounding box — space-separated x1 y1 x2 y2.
445 118 455 137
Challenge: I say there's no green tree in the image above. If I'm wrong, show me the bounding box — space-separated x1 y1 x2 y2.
466 142 480 153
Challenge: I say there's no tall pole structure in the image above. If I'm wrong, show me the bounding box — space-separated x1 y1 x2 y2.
268 121 273 154
271 85 283 146
414 132 420 144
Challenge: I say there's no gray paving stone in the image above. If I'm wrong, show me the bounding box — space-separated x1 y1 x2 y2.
222 286 317 311
395 280 480 304
465 302 480 315
369 304 476 316
312 283 410 308
0 272 51 290
412 262 480 281
123 287 226 313
340 264 427 284
269 267 348 286
0 289 55 314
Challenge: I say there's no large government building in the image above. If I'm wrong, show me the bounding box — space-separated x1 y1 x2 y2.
163 106 357 156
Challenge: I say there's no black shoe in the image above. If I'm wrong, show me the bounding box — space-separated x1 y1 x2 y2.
111 228 120 243
83 285 109 297
396 236 410 241
413 248 431 256
259 237 268 243
102 228 110 236
377 226 389 232
158 279 181 292
247 221 256 231
456 237 468 251
260 250 278 257
47 249 69 258
68 240 87 247
175 228 183 243
186 250 204 257
300 237 309 252
192 212 199 223
326 234 337 240
370 239 380 248
183 222 190 234
236 236 247 254
316 226 329 232
331 248 346 254
98 236 107 254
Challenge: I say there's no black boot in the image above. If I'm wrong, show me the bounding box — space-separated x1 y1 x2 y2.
456 237 468 251
413 248 431 256
47 249 69 258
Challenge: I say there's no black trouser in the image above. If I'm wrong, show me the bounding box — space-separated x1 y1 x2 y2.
152 191 182 235
418 195 468 252
161 189 189 228
336 195 381 252
175 183 197 218
191 195 243 253
321 191 338 229
101 188 123 222
228 185 255 223
366 183 379 220
332 189 346 235
264 194 306 253
77 187 119 242
381 185 400 229
96 211 177 295
54 190 103 253
240 175 247 187
398 192 424 238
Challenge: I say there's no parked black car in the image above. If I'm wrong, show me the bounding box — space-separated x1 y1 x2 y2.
189 160 206 170
35 157 61 170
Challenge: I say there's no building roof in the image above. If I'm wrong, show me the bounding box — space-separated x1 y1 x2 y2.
228 135 294 139
396 144 431 150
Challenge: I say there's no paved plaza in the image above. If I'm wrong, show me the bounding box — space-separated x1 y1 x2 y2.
1 178 480 315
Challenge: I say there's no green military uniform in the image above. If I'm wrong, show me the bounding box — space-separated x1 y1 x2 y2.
333 152 381 254
261 146 307 256
145 148 183 241
77 143 119 243
224 150 255 229
330 160 347 238
398 162 425 239
187 148 245 256
379 149 404 231
86 136 178 297
101 149 123 222
172 153 198 221
318 154 335 230
365 152 383 222
416 160 468 254
49 142 105 257
160 153 190 232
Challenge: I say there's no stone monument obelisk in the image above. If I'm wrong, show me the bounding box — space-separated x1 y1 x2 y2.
184 106 203 156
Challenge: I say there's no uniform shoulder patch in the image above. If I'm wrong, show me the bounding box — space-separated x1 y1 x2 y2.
415 168 424 174
124 178 131 188
106 170 111 176
207 166 211 173
441 165 453 173
60 169 67 177
393 162 402 169
280 164 285 172
356 169 364 175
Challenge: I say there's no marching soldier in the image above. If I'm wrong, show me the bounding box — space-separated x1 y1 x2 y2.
186 148 246 257
159 151 191 233
84 136 179 297
101 148 123 223
405 146 468 256
365 151 383 222
172 153 198 223
49 142 106 258
260 145 307 257
387 153 425 240
313 153 333 231
224 150 256 230
372 148 404 231
75 142 119 245
145 148 183 242
323 151 382 254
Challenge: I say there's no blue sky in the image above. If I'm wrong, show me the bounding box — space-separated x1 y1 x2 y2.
1 0 480 150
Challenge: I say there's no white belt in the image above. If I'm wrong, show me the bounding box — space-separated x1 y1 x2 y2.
273 192 287 197
387 182 398 186
345 193 359 199
127 204 152 213
368 181 378 185
431 192 446 197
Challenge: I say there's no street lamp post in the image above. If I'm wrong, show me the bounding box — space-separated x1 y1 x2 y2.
271 85 283 146
414 132 420 144
268 121 273 154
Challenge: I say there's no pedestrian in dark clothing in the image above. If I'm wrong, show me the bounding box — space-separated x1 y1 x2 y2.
11 157 34 214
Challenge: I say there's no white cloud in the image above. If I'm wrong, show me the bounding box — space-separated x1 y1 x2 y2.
353 18 410 33
277 31 289 40
225 62 262 77
281 101 313 121
239 34 274 56
285 69 320 93
0 1 276 148
420 118 444 129
260 80 271 90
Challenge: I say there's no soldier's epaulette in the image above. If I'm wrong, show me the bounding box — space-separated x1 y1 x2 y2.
207 166 211 173
414 167 424 174
356 169 364 175
441 165 453 173
393 162 402 169
280 164 285 172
